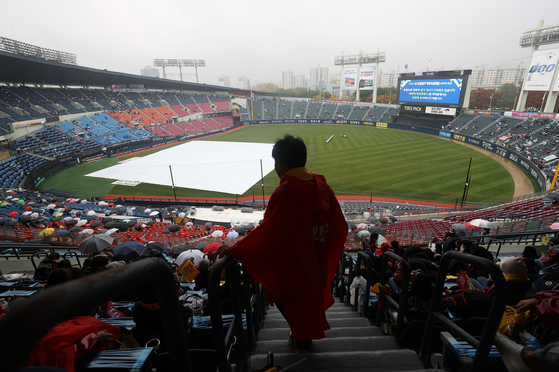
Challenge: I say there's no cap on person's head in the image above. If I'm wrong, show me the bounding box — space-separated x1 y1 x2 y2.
500 256 526 275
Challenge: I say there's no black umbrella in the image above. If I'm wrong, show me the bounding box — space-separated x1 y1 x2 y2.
205 222 212 227
547 193 559 201
171 245 199 258
389 216 397 222
18 216 33 223
142 242 171 257
5 220 18 227
379 217 388 224
90 221 102 228
75 211 82 217
115 222 129 232
115 207 127 214
369 225 387 236
65 219 78 226
126 221 137 228
113 241 146 261
146 221 156 226
367 216 378 223
168 224 181 233
162 230 170 234
245 224 255 232
104 221 116 229
237 227 246 235
69 227 82 233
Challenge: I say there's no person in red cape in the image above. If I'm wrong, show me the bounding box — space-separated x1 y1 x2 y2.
219 134 347 352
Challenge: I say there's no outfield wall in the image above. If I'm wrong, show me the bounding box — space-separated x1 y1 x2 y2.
244 119 547 192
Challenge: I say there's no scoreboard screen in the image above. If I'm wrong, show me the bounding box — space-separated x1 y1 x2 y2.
397 76 468 108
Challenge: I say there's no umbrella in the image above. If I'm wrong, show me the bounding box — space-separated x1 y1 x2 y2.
470 219 494 229
203 242 222 256
452 223 468 232
347 221 357 231
237 227 246 235
101 218 113 224
367 216 378 223
379 217 388 224
18 216 33 224
105 228 119 235
76 220 88 227
8 211 18 217
196 241 210 250
144 208 152 213
175 249 205 266
550 223 559 230
5 220 18 227
98 201 108 207
547 193 559 201
16 200 25 205
146 221 156 226
22 211 32 216
87 210 96 216
80 229 94 237
90 221 102 228
31 212 40 218
227 231 239 239
46 204 56 209
38 228 55 238
162 230 170 234
78 234 115 253
171 245 199 257
389 216 397 222
65 219 78 226
134 222 145 231
205 222 213 227
142 242 171 257
354 230 370 242
150 211 160 216
368 226 387 236
53 230 70 235
69 227 82 233
212 230 224 238
104 221 116 229
168 224 181 233
113 241 146 261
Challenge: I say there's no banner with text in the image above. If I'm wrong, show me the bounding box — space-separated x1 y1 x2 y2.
342 67 358 91
523 48 559 91
358 65 375 90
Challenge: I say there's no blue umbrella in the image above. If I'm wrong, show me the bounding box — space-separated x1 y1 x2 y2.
113 241 146 261
53 229 70 235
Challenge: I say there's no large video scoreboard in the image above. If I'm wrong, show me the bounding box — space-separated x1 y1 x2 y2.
396 71 470 116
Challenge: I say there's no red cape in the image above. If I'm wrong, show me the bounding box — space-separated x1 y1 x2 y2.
230 172 347 341
25 316 121 372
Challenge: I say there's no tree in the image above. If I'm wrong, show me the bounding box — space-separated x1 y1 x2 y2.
469 88 501 109
259 83 278 93
495 83 518 110
526 91 546 111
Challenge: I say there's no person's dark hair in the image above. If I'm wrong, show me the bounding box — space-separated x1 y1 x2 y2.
404 246 423 260
82 258 91 270
71 267 84 279
46 268 73 288
57 259 72 270
390 240 399 249
434 242 443 255
522 245 538 260
271 134 306 170
91 255 110 269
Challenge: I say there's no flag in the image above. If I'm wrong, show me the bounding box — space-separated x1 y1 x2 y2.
456 269 473 290
178 259 200 283
405 64 408 69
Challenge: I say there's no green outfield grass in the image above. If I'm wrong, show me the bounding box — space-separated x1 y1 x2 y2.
38 124 515 204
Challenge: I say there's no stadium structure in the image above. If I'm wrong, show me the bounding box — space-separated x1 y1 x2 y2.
2 21 559 372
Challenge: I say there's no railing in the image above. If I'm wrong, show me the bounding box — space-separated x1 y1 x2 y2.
419 251 507 372
0 258 190 372
376 251 410 334
356 252 378 318
206 256 247 372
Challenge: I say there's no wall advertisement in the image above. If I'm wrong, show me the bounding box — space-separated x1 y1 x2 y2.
523 48 559 91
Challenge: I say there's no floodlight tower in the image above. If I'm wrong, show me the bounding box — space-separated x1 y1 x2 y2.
334 49 385 102
516 20 559 112
152 59 206 83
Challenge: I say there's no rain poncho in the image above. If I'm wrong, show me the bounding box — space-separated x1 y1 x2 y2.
229 168 347 342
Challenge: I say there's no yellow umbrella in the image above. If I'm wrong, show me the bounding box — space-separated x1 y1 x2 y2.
38 228 55 238
54 212 63 217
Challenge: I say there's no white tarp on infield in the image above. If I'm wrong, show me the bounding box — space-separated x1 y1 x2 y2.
86 141 275 195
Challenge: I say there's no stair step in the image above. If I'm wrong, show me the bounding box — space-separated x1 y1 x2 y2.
265 311 361 321
266 305 352 315
246 350 425 371
253 336 398 355
262 317 371 329
257 326 383 341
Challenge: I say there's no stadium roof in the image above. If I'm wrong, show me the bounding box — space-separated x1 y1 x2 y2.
0 50 257 95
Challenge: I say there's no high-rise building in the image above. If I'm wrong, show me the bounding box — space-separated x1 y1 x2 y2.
469 63 525 89
238 75 250 90
218 75 230 87
140 65 159 78
309 65 329 86
293 74 307 88
378 70 399 88
282 70 294 89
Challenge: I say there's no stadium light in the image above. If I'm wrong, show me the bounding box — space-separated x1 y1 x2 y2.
519 23 559 47
0 37 77 65
152 58 206 82
334 50 386 102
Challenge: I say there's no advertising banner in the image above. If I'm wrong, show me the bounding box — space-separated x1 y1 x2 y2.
425 107 456 116
342 67 358 91
401 105 425 114
358 65 375 90
523 48 559 91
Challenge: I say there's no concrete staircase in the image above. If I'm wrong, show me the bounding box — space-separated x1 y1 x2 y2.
246 301 442 372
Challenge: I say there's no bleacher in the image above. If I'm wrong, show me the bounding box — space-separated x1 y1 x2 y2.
262 100 278 120
320 102 337 119
277 99 293 119
363 105 387 121
381 107 399 122
334 104 353 119
193 95 215 114
210 95 231 112
141 107 168 123
348 104 369 120
34 87 85 115
250 100 264 120
305 101 322 119
176 95 201 115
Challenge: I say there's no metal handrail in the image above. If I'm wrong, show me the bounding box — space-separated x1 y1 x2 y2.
419 251 507 372
376 251 409 333
0 258 190 372
207 256 247 372
356 252 377 317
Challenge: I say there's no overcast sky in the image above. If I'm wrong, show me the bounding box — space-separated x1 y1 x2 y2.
2 0 559 88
